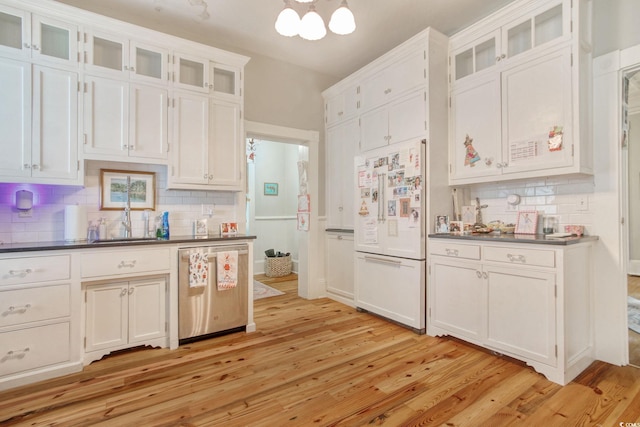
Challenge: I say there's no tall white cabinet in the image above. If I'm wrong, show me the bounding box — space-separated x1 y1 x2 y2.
448 0 592 185
322 28 450 307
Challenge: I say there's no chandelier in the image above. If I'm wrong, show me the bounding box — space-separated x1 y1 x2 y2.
275 0 356 41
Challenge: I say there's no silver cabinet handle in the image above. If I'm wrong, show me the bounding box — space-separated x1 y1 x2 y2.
23 164 31 170
507 254 526 263
4 348 30 360
117 260 137 268
128 288 134 295
120 288 128 296
31 164 39 170
7 304 32 313
364 255 402 266
9 268 33 276
482 272 488 279
476 270 482 278
445 248 459 257
32 44 39 51
23 43 31 49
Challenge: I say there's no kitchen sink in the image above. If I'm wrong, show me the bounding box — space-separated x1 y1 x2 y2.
91 237 160 244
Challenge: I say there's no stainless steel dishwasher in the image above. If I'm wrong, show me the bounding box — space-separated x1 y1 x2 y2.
178 244 249 342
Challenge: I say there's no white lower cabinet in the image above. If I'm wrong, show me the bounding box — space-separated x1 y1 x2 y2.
0 253 80 391
355 252 425 331
84 277 167 364
325 232 355 306
428 238 594 385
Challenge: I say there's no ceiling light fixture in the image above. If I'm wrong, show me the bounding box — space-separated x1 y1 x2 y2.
275 0 356 41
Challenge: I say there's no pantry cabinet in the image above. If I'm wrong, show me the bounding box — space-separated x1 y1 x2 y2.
448 0 592 185
427 237 595 385
84 278 166 362
326 118 359 229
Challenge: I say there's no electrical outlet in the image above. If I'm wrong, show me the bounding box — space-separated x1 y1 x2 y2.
577 195 589 211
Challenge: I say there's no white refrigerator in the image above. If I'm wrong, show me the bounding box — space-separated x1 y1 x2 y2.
354 138 427 332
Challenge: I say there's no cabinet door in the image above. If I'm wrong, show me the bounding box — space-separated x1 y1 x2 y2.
428 257 484 342
208 99 242 188
326 118 359 229
84 31 127 77
355 252 425 330
129 83 168 161
131 41 169 84
211 63 240 99
85 282 128 352
170 91 209 184
326 234 354 301
0 5 30 60
83 75 128 157
388 90 426 145
360 105 388 152
32 65 78 181
0 58 30 179
450 73 502 182
485 265 556 365
451 30 500 82
128 278 166 344
501 47 573 175
174 52 209 93
31 15 77 68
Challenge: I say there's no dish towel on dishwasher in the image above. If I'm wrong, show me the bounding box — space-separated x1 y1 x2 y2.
189 251 208 288
217 250 238 290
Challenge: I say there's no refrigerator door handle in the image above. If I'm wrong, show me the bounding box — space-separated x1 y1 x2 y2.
364 255 402 266
378 173 386 222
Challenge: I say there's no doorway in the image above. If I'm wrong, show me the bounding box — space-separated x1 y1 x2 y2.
625 67 640 367
244 121 323 300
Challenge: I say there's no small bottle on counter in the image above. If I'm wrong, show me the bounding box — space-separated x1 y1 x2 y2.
98 218 107 240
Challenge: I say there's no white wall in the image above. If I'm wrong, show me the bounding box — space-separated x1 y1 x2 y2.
250 140 301 274
0 161 239 244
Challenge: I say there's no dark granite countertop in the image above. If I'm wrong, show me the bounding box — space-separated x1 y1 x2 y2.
0 234 257 254
428 232 598 246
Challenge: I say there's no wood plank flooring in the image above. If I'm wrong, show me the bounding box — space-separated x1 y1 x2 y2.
1 273 639 426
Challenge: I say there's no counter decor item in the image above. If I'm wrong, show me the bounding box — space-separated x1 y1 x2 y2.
564 225 585 236
100 169 156 211
515 210 538 234
194 219 208 237
220 222 238 235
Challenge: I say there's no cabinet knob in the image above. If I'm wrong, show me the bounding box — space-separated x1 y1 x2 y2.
204 173 208 179
129 145 135 151
208 174 213 180
32 164 39 170
32 44 39 51
130 67 135 72
23 164 31 170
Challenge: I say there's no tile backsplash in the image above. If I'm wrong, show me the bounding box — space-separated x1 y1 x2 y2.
0 161 240 244
462 175 595 234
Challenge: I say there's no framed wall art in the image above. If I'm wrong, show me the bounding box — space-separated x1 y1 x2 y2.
100 169 156 211
515 210 538 234
264 182 278 196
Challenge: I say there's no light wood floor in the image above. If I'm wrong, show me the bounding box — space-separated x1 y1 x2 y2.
1 273 640 426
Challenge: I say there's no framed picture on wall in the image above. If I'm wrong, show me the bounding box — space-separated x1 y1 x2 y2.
100 169 156 211
264 182 278 196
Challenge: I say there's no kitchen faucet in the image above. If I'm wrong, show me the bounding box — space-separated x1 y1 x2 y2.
122 176 132 238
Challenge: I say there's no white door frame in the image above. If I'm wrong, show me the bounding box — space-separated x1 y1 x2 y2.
244 120 324 299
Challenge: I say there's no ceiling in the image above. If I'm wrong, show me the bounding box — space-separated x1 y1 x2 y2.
54 0 518 79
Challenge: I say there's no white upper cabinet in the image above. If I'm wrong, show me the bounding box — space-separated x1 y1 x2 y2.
325 84 360 126
212 62 241 99
173 52 210 93
0 5 78 68
451 0 569 83
84 31 169 85
449 0 592 185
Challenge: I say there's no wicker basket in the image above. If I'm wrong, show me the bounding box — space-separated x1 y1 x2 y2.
265 255 292 277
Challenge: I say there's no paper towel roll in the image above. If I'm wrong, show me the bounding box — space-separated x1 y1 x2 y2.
64 205 88 242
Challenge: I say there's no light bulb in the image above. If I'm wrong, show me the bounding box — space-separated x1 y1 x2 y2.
329 1 356 35
275 2 301 37
299 5 326 41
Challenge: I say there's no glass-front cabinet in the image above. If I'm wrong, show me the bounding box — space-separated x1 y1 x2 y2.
174 52 210 93
451 0 569 82
84 31 169 84
212 63 241 99
0 5 78 67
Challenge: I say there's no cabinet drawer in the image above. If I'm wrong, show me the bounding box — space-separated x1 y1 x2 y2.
81 248 171 278
0 255 71 287
429 241 481 260
0 285 70 329
0 322 70 377
484 246 555 268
